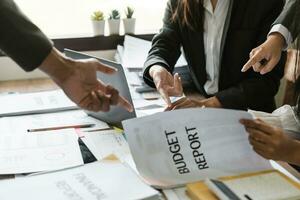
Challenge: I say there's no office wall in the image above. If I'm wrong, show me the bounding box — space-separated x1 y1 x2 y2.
0 50 116 81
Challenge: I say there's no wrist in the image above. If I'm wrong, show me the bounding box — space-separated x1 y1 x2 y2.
39 48 75 85
202 97 222 108
149 65 166 78
287 140 300 165
267 32 285 51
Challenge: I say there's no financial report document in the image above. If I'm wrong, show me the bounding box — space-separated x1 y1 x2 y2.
0 161 160 200
123 108 272 188
0 129 83 174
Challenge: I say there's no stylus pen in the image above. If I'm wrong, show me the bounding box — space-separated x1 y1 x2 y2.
27 123 95 132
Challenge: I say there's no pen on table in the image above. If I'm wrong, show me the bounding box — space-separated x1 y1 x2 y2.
27 123 95 133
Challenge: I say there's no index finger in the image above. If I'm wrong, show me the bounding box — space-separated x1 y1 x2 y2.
94 60 118 74
241 51 265 72
117 95 134 112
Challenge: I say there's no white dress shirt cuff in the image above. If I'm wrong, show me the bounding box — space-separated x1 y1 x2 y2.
269 24 293 50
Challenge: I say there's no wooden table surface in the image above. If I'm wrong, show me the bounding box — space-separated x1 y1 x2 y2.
0 78 58 94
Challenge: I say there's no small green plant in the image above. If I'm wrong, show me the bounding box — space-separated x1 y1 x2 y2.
91 10 104 21
125 7 134 19
109 9 120 20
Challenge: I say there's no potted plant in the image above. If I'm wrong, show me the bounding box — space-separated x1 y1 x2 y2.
123 7 136 34
108 9 121 35
91 10 105 36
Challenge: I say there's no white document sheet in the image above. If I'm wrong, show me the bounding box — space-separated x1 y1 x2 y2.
0 161 160 200
122 108 272 188
0 90 77 117
0 129 83 174
82 130 130 161
0 110 109 135
122 35 187 70
249 105 300 133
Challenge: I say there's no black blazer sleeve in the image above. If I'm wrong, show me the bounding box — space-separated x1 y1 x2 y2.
273 0 300 40
143 0 182 88
215 0 286 111
0 0 53 71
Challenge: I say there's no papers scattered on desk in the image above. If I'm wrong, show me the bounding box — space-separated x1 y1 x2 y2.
82 130 130 161
0 129 83 174
122 35 187 70
0 90 77 117
0 161 160 200
123 108 272 188
0 110 109 135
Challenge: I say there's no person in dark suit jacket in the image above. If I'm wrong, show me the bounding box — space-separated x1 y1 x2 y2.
0 0 132 113
240 0 300 167
143 0 286 112
242 0 300 74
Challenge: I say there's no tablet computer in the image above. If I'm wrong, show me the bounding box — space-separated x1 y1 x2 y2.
64 49 136 125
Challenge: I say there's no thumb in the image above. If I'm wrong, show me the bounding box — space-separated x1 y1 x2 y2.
173 73 183 95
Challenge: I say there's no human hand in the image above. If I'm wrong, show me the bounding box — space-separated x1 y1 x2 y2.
40 48 133 112
149 65 183 106
241 33 285 75
165 96 222 111
240 118 298 162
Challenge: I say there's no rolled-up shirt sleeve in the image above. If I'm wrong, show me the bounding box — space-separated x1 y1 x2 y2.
269 24 293 50
0 0 53 72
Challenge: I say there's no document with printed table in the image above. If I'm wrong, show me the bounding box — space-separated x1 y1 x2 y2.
0 161 160 200
122 108 272 188
0 110 109 135
186 170 300 200
82 130 131 161
0 129 83 174
0 90 77 117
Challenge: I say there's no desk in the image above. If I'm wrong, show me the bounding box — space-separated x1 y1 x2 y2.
1 78 300 199
0 78 57 94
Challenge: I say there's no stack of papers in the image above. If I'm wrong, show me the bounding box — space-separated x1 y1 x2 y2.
121 35 187 70
0 161 160 200
115 35 192 91
0 129 83 174
0 90 77 117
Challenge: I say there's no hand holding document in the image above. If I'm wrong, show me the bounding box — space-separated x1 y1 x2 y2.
0 129 83 174
0 161 160 200
123 108 272 188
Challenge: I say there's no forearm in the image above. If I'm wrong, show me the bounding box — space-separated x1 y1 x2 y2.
39 48 75 85
273 0 300 40
0 0 53 71
215 76 280 111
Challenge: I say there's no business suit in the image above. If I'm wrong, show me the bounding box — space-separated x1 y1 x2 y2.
274 0 300 40
143 0 286 112
0 0 53 71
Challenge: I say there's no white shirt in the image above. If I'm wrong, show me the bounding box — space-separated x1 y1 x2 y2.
203 0 230 95
269 24 293 50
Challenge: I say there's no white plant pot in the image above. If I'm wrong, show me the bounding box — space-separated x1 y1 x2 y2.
123 18 136 34
108 19 121 35
92 20 105 36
